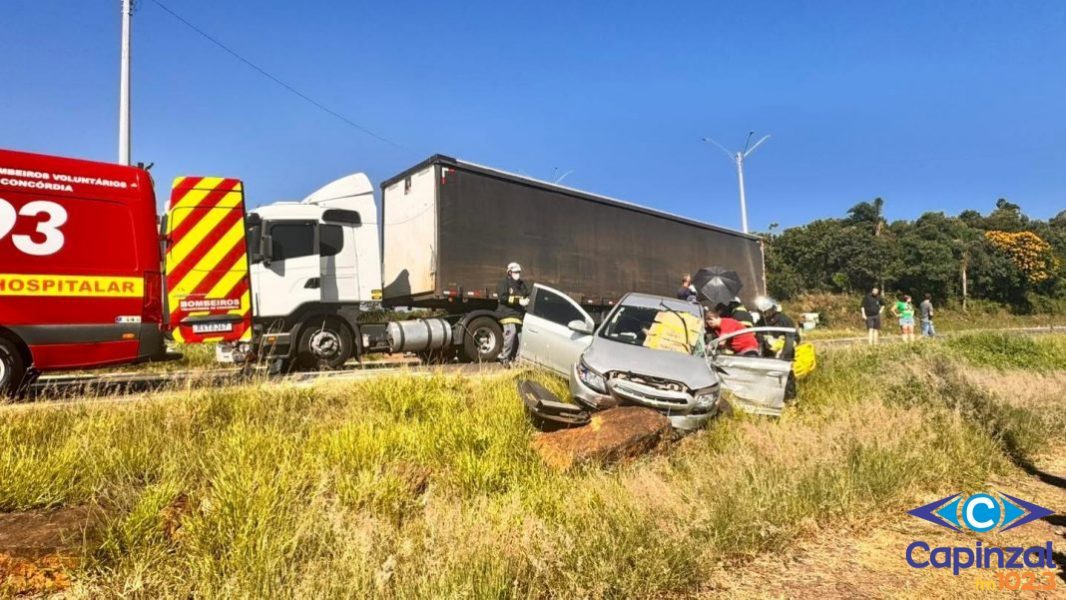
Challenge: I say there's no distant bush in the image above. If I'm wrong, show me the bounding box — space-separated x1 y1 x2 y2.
1024 293 1066 315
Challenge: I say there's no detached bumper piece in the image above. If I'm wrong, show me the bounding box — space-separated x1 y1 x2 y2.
517 380 591 431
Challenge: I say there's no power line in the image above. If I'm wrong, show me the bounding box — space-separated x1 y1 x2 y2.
148 0 403 149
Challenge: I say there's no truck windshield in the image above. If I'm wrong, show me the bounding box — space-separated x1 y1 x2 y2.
597 304 704 355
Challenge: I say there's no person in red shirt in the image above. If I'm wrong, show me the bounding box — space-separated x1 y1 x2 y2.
705 309 760 356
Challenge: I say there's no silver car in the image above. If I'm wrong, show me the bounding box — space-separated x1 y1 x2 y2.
517 284 792 431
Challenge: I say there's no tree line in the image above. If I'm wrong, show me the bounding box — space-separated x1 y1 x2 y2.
762 198 1066 311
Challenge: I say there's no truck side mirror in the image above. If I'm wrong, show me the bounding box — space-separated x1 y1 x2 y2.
259 234 273 265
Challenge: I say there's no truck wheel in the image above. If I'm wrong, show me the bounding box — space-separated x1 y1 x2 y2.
297 318 353 371
462 317 503 362
0 337 27 398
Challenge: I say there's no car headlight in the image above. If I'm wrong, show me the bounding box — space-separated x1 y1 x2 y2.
576 360 607 394
693 385 720 410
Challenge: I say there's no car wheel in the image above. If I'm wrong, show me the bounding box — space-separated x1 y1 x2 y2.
463 316 502 362
0 337 27 398
297 318 353 371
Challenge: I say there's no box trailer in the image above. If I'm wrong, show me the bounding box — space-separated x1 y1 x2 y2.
381 155 766 309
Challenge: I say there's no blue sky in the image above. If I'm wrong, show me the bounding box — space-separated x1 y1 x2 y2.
2 1 1064 230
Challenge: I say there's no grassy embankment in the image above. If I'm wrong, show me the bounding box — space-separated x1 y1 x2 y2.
1 333 1065 597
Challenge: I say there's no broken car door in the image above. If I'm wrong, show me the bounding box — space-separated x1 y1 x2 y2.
517 283 595 375
706 327 793 416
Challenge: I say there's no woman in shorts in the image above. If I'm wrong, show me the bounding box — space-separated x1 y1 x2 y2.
893 294 916 342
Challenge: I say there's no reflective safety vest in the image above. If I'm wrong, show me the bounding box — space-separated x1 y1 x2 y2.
496 277 530 325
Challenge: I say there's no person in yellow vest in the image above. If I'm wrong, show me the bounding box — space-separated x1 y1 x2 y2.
496 262 530 367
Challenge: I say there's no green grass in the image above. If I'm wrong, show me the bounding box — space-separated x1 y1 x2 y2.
944 331 1066 370
2 335 1065 597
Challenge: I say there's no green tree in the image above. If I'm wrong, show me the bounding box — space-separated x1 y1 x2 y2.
762 198 1062 312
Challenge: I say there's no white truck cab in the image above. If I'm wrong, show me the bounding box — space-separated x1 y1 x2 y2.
243 174 384 369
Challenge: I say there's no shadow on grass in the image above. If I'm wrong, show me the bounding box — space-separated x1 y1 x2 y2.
1016 459 1066 491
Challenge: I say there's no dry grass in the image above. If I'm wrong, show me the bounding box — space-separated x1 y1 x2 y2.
0 333 1063 597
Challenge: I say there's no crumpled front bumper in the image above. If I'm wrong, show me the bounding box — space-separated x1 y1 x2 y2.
568 363 717 432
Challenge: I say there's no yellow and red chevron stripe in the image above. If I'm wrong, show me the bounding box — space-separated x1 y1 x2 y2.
165 176 252 344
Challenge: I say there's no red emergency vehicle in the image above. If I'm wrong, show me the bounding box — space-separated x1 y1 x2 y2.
0 149 167 394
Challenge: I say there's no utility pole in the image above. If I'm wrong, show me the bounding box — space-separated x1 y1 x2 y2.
702 131 770 234
118 0 134 165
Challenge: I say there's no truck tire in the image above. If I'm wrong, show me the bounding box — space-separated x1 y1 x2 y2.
296 318 353 371
0 337 27 398
462 316 503 363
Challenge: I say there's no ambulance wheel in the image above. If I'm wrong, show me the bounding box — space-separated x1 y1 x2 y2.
463 317 502 363
0 338 27 398
297 318 353 371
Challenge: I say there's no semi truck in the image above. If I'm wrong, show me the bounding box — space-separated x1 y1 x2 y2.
223 155 767 369
0 147 766 393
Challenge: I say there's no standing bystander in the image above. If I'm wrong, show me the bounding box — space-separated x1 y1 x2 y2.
919 293 936 338
893 294 916 343
677 274 697 302
860 287 885 345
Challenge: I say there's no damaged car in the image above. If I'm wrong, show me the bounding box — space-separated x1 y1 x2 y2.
516 284 793 431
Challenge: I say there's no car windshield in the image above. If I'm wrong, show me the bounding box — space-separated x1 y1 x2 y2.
597 302 704 355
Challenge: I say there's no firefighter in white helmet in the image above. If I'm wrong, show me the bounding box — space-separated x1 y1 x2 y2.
496 262 530 366
755 296 800 360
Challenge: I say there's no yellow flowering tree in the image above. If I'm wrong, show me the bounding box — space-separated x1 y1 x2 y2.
984 230 1059 284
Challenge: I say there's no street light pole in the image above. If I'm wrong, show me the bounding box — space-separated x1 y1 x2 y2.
702 132 771 234
118 0 133 166
734 150 748 234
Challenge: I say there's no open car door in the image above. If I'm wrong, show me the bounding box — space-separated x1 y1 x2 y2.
706 326 795 416
164 177 252 344
517 283 596 375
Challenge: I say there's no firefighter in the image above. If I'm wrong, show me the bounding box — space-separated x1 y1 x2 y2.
716 297 755 328
496 262 530 366
755 296 800 360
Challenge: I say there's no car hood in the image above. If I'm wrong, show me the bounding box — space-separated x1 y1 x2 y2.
581 337 718 390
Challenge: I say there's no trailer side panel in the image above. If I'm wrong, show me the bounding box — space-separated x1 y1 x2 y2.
424 161 765 307
381 164 438 301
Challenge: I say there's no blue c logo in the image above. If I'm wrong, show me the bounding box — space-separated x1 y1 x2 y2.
962 493 999 532
908 491 1053 533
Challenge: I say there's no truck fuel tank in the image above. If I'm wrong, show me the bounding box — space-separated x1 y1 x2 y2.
386 318 453 353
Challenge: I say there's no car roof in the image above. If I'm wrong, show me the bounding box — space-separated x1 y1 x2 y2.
618 292 702 312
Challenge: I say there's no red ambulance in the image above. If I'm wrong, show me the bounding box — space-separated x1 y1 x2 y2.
0 149 167 394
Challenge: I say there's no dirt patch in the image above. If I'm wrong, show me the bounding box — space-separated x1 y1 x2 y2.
160 493 190 543
704 448 1066 599
0 505 101 559
0 553 76 596
533 407 672 471
0 505 102 595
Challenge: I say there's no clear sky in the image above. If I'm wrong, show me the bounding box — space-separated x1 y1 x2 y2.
2 1 1064 230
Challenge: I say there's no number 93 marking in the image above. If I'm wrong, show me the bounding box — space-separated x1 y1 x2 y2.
0 198 68 256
